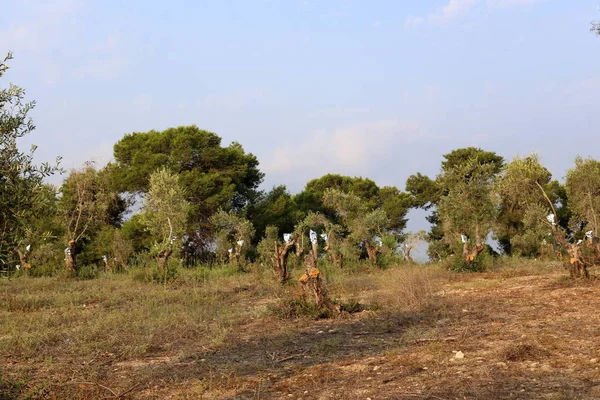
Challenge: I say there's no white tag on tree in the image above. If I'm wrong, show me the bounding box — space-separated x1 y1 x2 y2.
228 248 233 253
320 233 328 242
461 234 467 244
283 233 292 244
547 214 556 226
237 240 245 247
586 230 593 239
310 230 318 244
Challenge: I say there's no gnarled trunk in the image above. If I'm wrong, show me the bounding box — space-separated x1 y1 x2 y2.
299 252 338 313
462 224 485 264
566 244 589 279
327 252 344 268
405 247 414 264
274 236 298 283
157 248 173 273
65 240 77 273
14 248 31 273
365 242 379 263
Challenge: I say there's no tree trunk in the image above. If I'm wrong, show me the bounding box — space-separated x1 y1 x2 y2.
365 242 378 263
311 241 319 260
405 247 414 264
299 252 338 313
274 237 297 283
65 240 77 273
463 244 485 263
157 249 173 273
462 224 485 264
14 248 31 274
103 257 111 273
566 244 589 279
327 251 343 268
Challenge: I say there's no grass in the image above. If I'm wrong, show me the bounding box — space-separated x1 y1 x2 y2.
2 258 600 399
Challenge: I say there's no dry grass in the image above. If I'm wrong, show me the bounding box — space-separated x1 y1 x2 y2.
3 260 600 399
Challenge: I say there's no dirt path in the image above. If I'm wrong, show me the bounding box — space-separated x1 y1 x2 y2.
127 271 600 399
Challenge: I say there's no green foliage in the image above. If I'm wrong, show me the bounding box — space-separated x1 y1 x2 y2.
256 225 279 266
437 158 500 246
565 156 600 236
0 52 62 268
245 185 301 242
496 154 564 257
210 210 255 263
406 173 439 209
295 174 410 231
58 164 121 243
407 147 503 261
109 125 264 224
444 246 492 272
141 167 190 251
121 214 153 253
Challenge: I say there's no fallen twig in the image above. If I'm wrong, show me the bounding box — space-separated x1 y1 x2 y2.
276 350 309 363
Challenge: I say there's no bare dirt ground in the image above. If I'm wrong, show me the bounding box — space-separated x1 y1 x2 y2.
3 265 600 399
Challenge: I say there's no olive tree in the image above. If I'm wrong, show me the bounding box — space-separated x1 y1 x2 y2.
141 168 190 273
437 159 499 267
257 225 300 283
0 52 61 269
210 210 254 268
495 154 558 256
566 157 600 237
58 164 116 273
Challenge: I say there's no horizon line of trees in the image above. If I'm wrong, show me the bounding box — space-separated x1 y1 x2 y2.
3 51 600 280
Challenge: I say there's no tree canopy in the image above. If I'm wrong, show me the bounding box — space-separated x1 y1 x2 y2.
109 125 264 224
0 53 61 268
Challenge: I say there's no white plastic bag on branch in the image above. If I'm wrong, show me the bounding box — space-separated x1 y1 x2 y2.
283 233 292 244
237 240 245 247
461 234 468 244
586 230 594 239
309 230 318 245
547 214 556 226
320 233 328 242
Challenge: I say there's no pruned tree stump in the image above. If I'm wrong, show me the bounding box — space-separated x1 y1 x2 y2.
299 253 339 314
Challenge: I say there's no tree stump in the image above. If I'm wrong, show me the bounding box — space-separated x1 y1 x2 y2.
463 243 485 264
298 252 339 314
566 244 589 279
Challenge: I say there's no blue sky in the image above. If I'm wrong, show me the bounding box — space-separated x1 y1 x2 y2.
2 1 600 233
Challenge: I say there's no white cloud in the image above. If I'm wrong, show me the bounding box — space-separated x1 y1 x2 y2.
0 0 84 85
404 16 424 29
429 0 479 24
405 0 540 28
0 0 83 51
487 0 539 6
263 120 424 187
